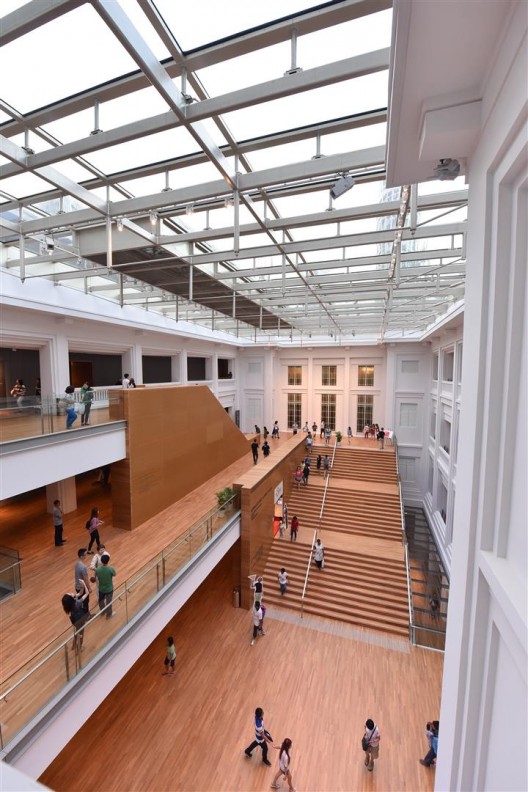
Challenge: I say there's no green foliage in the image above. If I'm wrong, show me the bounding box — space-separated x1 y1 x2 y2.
216 486 234 507
335 431 343 443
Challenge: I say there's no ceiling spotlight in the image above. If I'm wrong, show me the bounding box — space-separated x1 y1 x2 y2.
185 203 194 216
433 158 460 181
46 239 55 255
149 210 158 226
116 217 124 232
330 174 355 200
224 196 234 209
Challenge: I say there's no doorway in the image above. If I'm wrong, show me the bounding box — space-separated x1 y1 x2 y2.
70 361 93 388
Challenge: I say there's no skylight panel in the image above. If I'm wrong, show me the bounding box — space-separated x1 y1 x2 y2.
0 172 57 201
155 0 309 51
0 5 140 113
221 73 389 140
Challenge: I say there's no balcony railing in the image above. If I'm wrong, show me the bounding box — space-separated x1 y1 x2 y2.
0 492 240 750
0 390 124 443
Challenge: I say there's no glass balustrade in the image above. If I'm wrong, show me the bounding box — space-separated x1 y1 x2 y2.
0 492 240 750
0 391 124 443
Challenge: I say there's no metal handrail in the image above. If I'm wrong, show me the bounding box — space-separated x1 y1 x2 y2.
300 439 336 618
393 435 415 642
0 493 239 702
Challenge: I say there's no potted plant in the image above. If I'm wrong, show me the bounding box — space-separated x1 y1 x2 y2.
335 431 343 445
216 486 234 510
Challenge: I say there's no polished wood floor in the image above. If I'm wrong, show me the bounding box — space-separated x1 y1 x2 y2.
41 550 442 792
2 431 441 791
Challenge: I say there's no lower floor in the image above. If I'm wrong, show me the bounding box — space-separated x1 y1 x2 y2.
41 549 443 792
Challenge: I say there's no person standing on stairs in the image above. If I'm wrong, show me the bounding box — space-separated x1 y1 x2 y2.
316 454 322 474
302 462 310 486
378 427 385 450
278 568 288 595
314 539 325 569
347 426 353 444
323 455 330 478
290 515 299 541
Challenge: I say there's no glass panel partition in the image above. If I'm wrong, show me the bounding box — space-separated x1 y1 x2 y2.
0 391 124 443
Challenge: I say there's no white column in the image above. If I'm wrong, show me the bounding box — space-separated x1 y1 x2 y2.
46 477 77 514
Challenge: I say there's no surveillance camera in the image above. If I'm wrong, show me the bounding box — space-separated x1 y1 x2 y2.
330 175 355 200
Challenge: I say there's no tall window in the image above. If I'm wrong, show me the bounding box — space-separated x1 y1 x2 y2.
358 365 374 386
356 395 374 432
287 394 302 428
321 394 336 429
287 365 302 386
322 365 336 386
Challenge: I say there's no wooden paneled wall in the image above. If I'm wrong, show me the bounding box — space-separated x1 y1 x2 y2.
234 435 306 608
111 386 250 529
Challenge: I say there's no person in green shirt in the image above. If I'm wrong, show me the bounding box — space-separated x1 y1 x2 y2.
95 554 116 618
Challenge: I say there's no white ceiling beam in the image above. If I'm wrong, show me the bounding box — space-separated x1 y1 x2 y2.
0 0 85 45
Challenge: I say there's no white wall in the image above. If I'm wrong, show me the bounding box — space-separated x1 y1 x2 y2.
437 5 528 790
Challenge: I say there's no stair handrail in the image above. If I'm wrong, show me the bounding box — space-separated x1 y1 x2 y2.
393 435 415 642
300 438 336 618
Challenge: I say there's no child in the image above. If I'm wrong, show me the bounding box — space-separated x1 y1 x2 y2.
162 636 176 675
278 568 288 595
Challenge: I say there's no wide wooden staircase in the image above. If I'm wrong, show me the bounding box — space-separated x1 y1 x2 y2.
263 441 410 638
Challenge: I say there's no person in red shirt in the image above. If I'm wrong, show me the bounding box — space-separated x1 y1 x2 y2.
290 515 299 541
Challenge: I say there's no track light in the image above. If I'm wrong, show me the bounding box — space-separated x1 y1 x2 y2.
185 204 194 216
224 196 234 209
149 210 158 226
116 218 124 232
330 174 355 200
46 239 55 255
433 158 460 181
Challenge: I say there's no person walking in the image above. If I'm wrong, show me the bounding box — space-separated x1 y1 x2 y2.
319 420 325 439
251 438 259 465
323 455 330 478
262 440 270 457
316 454 322 474
347 426 353 444
62 385 78 429
283 504 288 534
324 426 332 445
74 548 92 615
10 379 26 410
250 601 263 646
305 432 313 452
278 568 288 595
420 720 439 767
244 707 273 765
314 538 325 569
95 553 116 618
290 515 299 541
263 426 269 440
52 498 66 546
302 462 310 486
378 427 385 449
364 423 370 439
272 420 280 439
302 421 309 433
294 465 303 489
270 737 296 792
162 636 176 675
311 421 317 435
278 519 284 539
362 719 380 771
292 421 298 435
80 381 94 426
122 373 131 388
86 506 103 554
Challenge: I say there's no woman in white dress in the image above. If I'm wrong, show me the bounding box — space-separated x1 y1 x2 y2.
270 738 296 791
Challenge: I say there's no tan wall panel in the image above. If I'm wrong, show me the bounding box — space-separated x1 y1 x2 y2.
112 386 250 529
234 435 305 608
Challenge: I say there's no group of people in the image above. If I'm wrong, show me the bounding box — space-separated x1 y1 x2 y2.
60 506 116 651
244 707 296 791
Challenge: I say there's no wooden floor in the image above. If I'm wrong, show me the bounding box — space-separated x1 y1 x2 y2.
41 550 442 792
1 431 442 791
0 433 294 682
0 406 116 442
